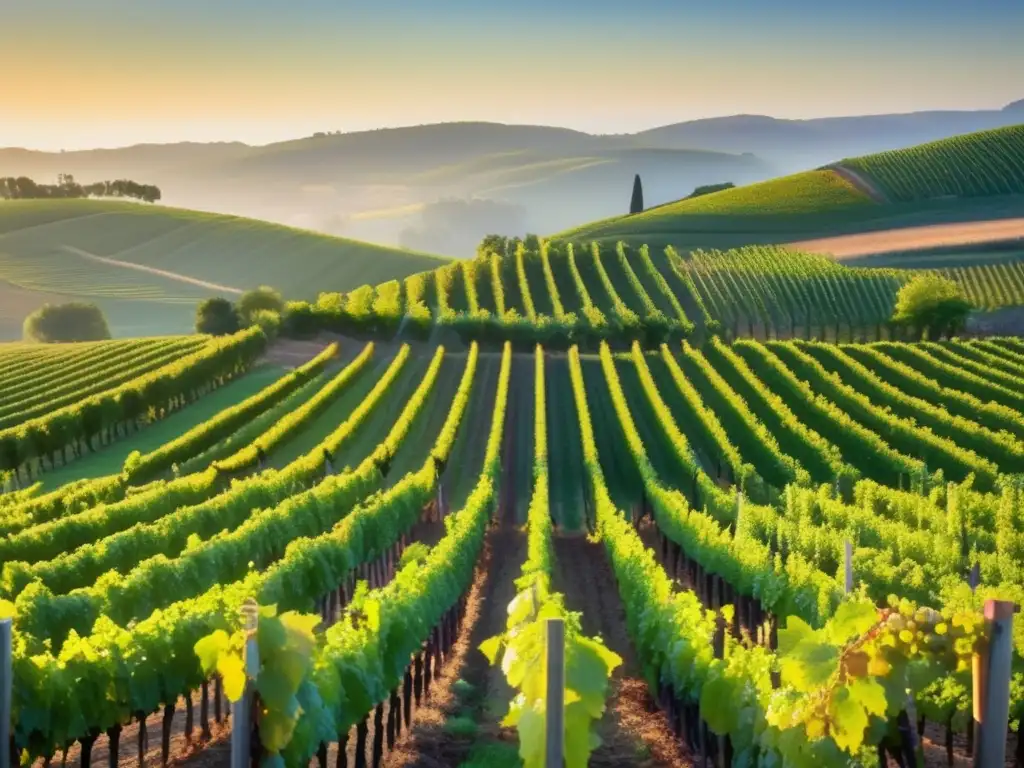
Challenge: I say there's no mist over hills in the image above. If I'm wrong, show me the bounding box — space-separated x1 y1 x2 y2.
2 102 1021 256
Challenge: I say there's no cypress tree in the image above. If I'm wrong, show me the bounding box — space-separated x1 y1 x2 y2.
630 174 644 214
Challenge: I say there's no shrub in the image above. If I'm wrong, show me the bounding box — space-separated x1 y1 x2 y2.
23 302 111 343
237 286 285 325
195 297 240 336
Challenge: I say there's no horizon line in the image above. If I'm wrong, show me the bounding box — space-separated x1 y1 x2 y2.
3 100 1021 154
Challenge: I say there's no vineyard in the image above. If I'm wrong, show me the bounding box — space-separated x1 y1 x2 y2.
838 124 1024 202
284 238 1024 350
1 326 1024 767
556 124 1024 251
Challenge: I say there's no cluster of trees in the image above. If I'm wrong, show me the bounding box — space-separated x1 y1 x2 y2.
688 182 736 198
0 175 161 203
23 303 111 343
196 287 285 337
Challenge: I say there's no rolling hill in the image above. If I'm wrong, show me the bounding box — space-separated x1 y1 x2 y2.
634 101 1024 167
558 123 1024 254
0 199 448 340
5 104 1023 254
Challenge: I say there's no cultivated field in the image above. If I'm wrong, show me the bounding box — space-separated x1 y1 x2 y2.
306 238 1024 346
4 122 1024 768
3 329 1024 766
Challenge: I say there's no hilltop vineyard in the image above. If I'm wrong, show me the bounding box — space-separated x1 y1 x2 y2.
1 325 1024 767
839 124 1024 202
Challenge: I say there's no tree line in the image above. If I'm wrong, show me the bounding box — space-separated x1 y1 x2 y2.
0 175 161 203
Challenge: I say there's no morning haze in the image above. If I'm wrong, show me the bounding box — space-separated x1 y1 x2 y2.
3 0 1024 256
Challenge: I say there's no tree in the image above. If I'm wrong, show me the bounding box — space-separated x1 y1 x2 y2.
891 274 972 340
23 302 111 343
237 286 285 325
196 297 241 335
629 174 644 214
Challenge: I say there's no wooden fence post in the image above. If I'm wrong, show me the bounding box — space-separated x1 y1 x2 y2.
973 600 1017 767
0 618 10 768
231 600 260 768
545 618 565 768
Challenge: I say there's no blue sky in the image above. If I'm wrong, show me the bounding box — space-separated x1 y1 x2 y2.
4 0 1023 150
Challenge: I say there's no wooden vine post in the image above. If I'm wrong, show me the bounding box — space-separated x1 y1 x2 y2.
231 599 260 768
972 600 1017 767
545 618 565 768
0 617 10 768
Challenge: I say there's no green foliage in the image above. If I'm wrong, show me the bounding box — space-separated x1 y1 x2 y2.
398 541 430 568
688 181 735 198
764 597 983 759
22 302 110 343
892 274 972 340
282 301 318 338
249 309 282 340
195 297 241 336
237 286 285 325
123 343 337 483
195 602 322 761
0 327 266 474
481 346 621 768
629 173 644 214
843 123 1024 202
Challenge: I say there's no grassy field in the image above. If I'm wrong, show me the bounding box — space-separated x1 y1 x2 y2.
0 199 449 339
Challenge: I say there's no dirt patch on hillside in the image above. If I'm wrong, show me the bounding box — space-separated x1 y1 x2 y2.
789 218 1024 260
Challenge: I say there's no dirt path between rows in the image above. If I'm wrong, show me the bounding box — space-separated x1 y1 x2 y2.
788 217 1024 260
552 534 692 767
60 245 242 294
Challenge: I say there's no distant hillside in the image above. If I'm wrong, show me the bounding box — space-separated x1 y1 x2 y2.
5 108 1023 251
0 199 447 340
558 124 1024 251
635 104 1024 168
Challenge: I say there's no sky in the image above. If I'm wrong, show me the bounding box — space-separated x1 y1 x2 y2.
4 0 1024 151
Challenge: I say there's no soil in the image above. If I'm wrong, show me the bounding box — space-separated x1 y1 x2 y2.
552 534 693 768
788 218 1024 260
384 525 525 768
261 337 337 368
